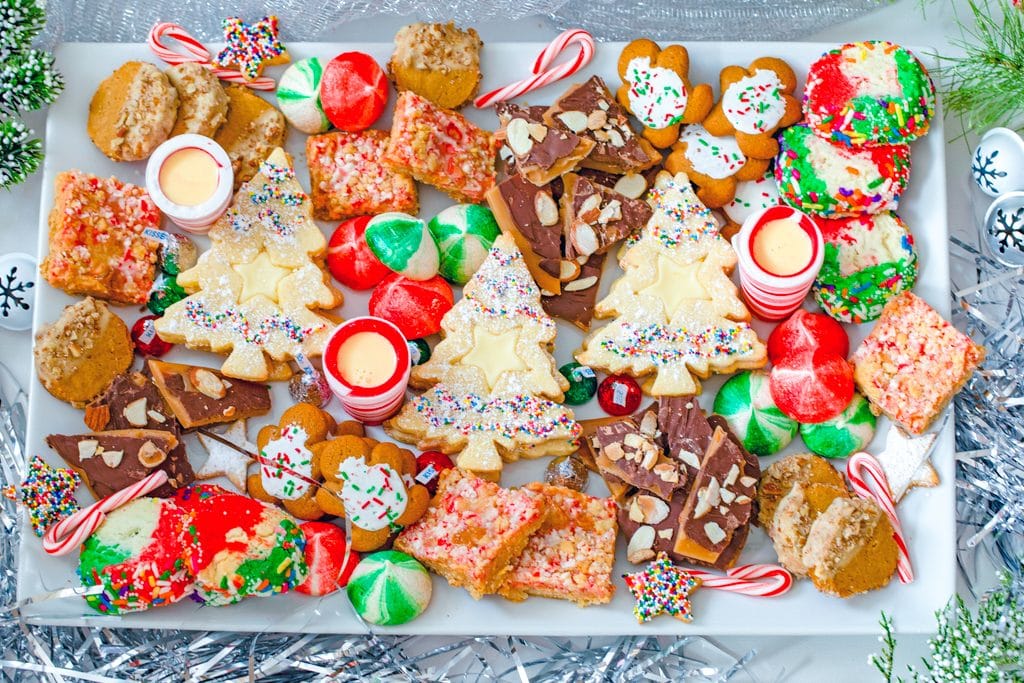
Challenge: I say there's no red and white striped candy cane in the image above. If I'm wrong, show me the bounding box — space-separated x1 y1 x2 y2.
148 22 276 91
847 452 914 584
687 564 793 597
42 470 169 556
473 29 595 108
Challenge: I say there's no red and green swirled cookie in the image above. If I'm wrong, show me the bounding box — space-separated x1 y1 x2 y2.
812 212 918 324
804 41 935 147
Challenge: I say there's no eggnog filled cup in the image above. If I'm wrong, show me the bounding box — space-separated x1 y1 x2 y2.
323 317 411 424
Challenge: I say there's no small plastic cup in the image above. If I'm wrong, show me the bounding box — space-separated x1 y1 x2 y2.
323 317 411 425
145 134 233 234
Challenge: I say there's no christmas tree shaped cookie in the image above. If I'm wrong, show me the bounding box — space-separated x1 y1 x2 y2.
576 172 766 395
156 148 343 381
385 234 580 481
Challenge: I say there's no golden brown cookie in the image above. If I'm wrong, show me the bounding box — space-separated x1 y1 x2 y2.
388 22 482 109
616 39 713 149
334 420 366 437
166 62 229 137
756 453 845 530
214 85 286 188
88 61 178 161
703 58 802 161
664 124 770 208
769 482 850 576
802 496 899 598
34 297 133 408
249 404 334 517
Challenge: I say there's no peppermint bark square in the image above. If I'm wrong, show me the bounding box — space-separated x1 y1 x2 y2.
499 483 617 606
393 468 548 599
306 130 418 220
384 91 501 203
850 292 984 434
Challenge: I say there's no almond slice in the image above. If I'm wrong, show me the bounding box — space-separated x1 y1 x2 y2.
122 398 148 427
627 525 656 563
563 275 598 292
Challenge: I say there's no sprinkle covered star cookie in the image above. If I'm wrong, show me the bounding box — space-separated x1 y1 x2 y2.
216 16 289 81
623 552 701 623
576 172 767 396
155 148 343 381
385 234 580 480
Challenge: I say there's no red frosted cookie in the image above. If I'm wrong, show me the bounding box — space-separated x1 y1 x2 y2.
321 52 389 132
770 348 854 423
766 309 849 365
295 521 361 596
369 273 454 339
328 216 391 290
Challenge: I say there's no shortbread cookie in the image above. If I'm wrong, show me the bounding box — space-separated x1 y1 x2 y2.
703 58 802 161
664 124 770 208
769 482 849 576
214 85 287 189
166 62 229 137
385 234 579 480
88 61 178 161
155 148 343 381
756 453 845 530
616 39 714 149
388 22 482 110
34 297 133 408
576 172 767 396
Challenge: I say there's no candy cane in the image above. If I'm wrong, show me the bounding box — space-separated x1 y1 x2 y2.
473 29 595 108
148 22 276 91
847 452 914 584
687 564 793 597
42 470 169 556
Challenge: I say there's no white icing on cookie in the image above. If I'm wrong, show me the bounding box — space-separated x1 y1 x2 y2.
337 457 408 531
721 69 787 134
723 172 782 225
678 125 746 179
624 56 688 130
259 424 313 500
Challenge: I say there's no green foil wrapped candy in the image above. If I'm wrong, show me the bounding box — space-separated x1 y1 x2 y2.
559 361 598 405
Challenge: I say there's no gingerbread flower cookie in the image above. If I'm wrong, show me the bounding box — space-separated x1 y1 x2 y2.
703 58 801 161
664 124 770 208
616 39 713 149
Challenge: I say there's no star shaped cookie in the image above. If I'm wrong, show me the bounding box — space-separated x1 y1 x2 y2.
3 456 80 536
216 16 289 81
623 552 702 623
196 420 255 492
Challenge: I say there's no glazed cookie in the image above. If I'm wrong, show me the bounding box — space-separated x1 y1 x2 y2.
166 62 229 137
703 58 801 161
88 61 178 161
34 297 133 407
812 212 918 324
388 22 482 110
775 123 911 217
214 85 287 189
664 124 770 208
804 41 936 147
616 39 714 149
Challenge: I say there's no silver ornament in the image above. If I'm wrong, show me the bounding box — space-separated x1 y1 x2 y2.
544 454 588 491
288 371 331 408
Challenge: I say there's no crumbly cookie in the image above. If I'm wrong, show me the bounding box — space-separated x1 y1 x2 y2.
755 453 845 530
769 482 849 576
214 85 287 189
616 39 714 149
703 58 802 161
34 297 133 408
575 172 767 396
388 22 482 110
166 62 229 137
88 61 178 161
664 124 770 208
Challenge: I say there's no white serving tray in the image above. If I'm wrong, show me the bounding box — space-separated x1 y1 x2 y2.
19 41 952 635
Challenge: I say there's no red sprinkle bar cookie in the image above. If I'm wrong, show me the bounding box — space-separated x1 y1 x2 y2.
850 292 984 434
307 130 418 221
394 468 548 599
499 483 617 606
383 91 501 203
42 171 161 305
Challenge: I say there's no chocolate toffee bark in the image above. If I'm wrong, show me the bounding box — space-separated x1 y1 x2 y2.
541 252 605 331
486 175 564 295
659 396 713 482
591 406 685 502
544 76 661 175
561 172 652 260
46 429 195 499
496 102 594 186
148 359 271 430
83 371 180 434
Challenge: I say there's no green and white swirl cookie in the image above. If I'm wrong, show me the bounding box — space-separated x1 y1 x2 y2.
347 550 432 626
799 392 877 459
713 370 797 456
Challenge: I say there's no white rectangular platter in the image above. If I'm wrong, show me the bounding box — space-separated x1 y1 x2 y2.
19 41 952 636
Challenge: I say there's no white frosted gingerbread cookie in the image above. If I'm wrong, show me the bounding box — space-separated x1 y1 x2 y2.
385 234 579 481
156 148 343 381
664 124 771 209
576 172 767 396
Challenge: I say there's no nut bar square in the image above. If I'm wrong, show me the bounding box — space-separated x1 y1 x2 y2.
499 483 617 606
851 291 985 434
42 171 161 304
306 130 418 220
393 468 548 599
384 91 501 203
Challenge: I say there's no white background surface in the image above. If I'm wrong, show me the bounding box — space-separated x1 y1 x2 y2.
0 2 987 679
